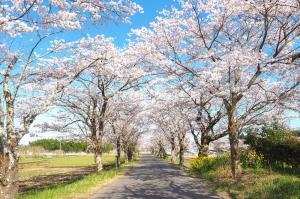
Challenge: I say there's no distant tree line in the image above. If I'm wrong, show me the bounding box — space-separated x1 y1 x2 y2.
29 139 113 153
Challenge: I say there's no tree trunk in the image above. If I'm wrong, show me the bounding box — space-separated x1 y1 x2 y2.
228 127 241 178
90 100 104 172
198 144 209 157
1 57 19 199
199 133 210 157
92 133 103 172
178 131 186 166
0 147 19 199
127 148 133 161
94 150 103 172
116 136 121 168
170 142 176 163
191 126 210 157
179 144 184 166
227 104 242 178
124 149 128 163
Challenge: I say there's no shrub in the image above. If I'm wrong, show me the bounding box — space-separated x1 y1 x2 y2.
240 150 264 169
190 156 214 173
189 153 231 174
246 123 300 170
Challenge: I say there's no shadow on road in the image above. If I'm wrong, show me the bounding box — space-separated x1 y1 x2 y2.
93 155 219 199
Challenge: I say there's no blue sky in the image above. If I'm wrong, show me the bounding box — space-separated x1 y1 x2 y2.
90 0 176 47
8 1 177 55
96 0 300 129
20 0 300 145
49 0 178 48
20 0 177 145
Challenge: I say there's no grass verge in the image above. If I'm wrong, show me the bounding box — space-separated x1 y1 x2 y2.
18 161 138 199
19 155 117 180
188 154 300 199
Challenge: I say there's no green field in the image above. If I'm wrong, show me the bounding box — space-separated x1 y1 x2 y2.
18 154 128 198
19 155 115 180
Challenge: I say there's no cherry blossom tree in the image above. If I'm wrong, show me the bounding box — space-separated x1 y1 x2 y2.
132 0 300 178
150 134 168 159
183 88 228 157
0 1 142 198
107 93 146 167
147 92 190 166
158 108 189 166
150 116 177 163
43 36 147 171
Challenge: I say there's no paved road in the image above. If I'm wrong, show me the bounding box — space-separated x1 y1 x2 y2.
92 155 220 199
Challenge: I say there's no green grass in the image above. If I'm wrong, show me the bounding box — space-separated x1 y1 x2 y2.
164 155 180 165
187 154 300 199
243 173 300 199
18 161 137 199
19 155 117 180
20 155 96 168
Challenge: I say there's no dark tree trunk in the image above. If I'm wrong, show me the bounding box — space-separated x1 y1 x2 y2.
193 140 209 157
179 144 184 166
199 133 210 157
177 131 186 166
116 136 121 168
190 126 210 157
156 141 165 158
170 143 176 163
194 140 210 157
124 147 129 163
127 148 133 161
198 145 209 157
170 136 176 163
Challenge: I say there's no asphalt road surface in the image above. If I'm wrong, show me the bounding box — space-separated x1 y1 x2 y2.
91 155 220 199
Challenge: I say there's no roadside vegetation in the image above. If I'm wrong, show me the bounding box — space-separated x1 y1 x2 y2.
18 154 136 199
18 160 136 199
189 153 299 199
187 123 300 199
19 155 116 182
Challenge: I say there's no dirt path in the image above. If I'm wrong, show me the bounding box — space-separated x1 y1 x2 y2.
91 155 220 199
